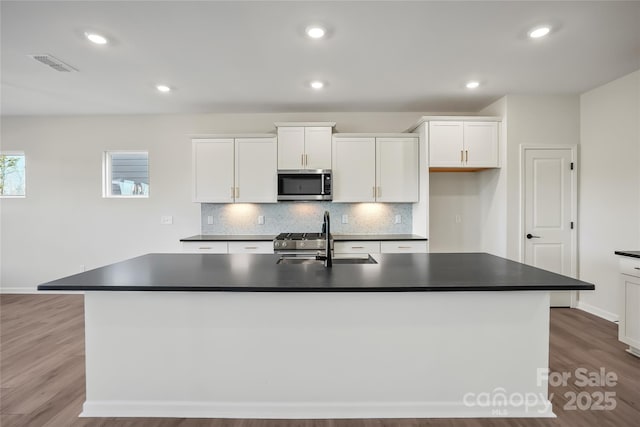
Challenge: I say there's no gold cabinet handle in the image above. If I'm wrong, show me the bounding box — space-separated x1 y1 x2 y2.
377 186 381 197
235 187 239 198
398 246 411 249
199 246 212 250
231 187 235 198
461 150 464 163
373 187 376 198
305 154 309 166
351 246 365 249
244 246 258 250
465 150 469 163
301 154 304 167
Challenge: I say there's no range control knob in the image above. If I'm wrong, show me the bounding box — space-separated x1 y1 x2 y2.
274 241 280 248
300 242 306 248
281 242 287 248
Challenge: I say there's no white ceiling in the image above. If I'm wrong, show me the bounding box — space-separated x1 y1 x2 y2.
2 1 639 116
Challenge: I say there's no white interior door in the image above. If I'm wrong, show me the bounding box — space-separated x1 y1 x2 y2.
523 147 577 307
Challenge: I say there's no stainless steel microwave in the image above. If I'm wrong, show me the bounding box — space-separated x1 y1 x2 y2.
277 170 332 201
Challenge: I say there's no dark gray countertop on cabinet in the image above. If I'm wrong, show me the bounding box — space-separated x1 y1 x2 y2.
39 253 594 293
180 234 427 242
615 251 640 259
181 235 276 242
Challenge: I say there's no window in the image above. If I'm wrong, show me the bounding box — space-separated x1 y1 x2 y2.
103 151 149 197
0 153 26 197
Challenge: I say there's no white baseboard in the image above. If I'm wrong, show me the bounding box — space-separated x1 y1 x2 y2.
81 400 555 419
576 301 619 322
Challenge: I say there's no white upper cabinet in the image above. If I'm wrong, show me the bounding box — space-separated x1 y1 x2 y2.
276 123 334 170
304 127 333 169
332 137 376 202
277 127 306 169
192 137 277 203
376 137 419 202
428 120 499 168
192 138 235 203
235 138 277 203
332 136 418 202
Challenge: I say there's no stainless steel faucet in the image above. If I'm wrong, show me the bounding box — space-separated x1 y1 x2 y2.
317 211 332 268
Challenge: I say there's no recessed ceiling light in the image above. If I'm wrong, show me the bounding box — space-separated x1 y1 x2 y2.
528 26 551 39
85 32 108 45
306 26 326 39
466 81 480 89
156 85 171 93
310 81 324 90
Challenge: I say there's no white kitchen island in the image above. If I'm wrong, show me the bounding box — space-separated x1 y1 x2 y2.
38 253 595 419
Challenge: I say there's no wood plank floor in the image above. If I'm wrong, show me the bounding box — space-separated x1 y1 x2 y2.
1 294 639 427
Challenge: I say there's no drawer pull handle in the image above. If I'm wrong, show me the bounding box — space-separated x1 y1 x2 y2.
199 247 212 250
398 246 411 249
245 246 258 249
351 246 364 249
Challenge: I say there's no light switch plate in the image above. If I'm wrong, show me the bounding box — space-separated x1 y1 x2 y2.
258 215 265 225
161 215 173 225
395 214 402 224
207 216 214 225
342 214 348 224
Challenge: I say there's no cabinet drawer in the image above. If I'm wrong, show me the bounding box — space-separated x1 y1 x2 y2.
228 241 274 254
620 258 640 278
334 241 380 254
380 241 428 253
181 241 228 253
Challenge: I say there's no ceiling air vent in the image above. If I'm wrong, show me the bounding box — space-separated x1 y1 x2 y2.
29 54 78 72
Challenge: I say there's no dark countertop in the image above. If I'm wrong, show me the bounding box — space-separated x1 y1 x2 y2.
615 251 640 259
180 234 427 242
181 234 276 242
333 234 427 241
38 253 594 292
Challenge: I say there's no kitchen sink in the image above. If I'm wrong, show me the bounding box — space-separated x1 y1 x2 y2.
277 256 378 265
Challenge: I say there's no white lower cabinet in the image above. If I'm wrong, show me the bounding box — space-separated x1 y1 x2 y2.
181 241 228 253
619 258 640 357
181 241 273 254
334 240 428 257
334 241 381 257
380 241 428 253
227 241 274 254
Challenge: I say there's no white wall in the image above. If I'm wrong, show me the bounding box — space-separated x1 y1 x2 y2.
0 112 435 292
502 95 581 261
579 70 640 320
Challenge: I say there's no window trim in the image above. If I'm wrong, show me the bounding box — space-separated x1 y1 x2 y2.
102 150 150 199
0 151 26 198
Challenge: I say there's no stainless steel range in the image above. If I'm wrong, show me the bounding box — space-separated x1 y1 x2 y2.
273 232 332 253
274 211 333 267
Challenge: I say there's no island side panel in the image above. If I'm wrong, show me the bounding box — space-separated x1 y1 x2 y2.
82 291 552 418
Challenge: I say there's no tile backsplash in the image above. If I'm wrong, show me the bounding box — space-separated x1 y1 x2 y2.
201 202 413 235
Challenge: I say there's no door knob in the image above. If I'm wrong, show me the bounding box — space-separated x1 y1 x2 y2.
526 233 541 239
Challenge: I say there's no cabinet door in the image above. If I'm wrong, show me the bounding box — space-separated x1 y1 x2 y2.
428 121 464 167
304 127 332 169
228 241 274 254
332 137 376 202
192 139 234 202
380 241 428 253
376 137 419 202
621 274 640 349
181 241 228 253
277 127 305 169
464 122 498 167
235 138 277 203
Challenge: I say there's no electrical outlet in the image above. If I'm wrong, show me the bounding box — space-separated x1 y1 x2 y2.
342 214 348 224
395 214 402 224
161 215 173 225
455 215 462 224
258 215 265 225
207 216 214 225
